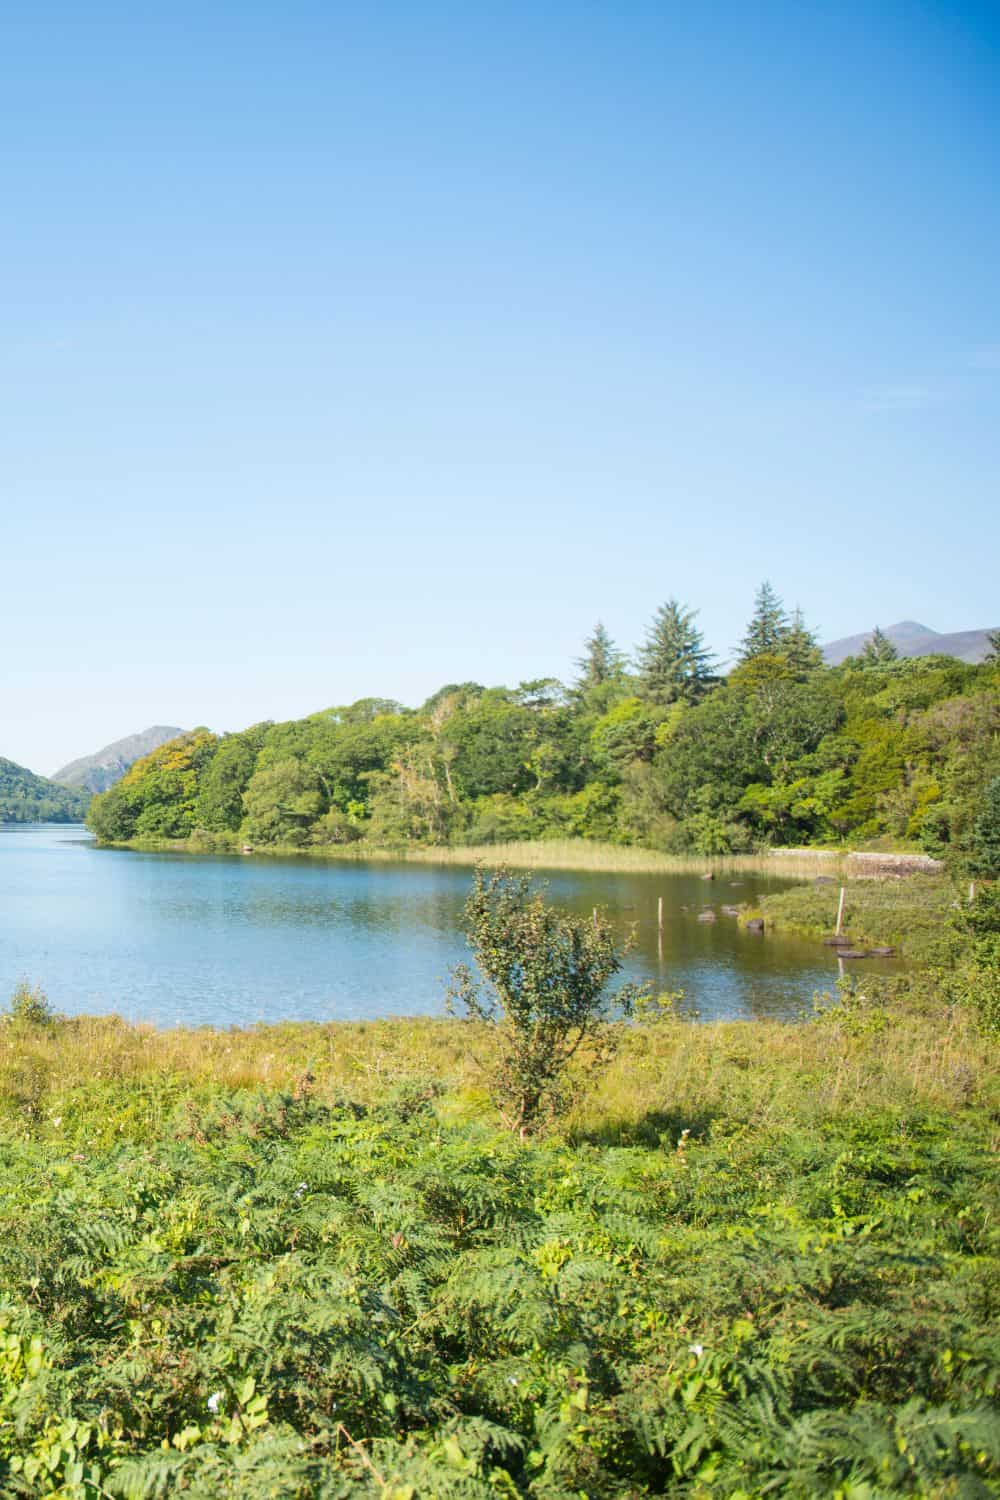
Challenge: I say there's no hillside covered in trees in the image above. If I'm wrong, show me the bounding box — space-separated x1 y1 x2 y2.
87 588 1000 871
0 759 89 824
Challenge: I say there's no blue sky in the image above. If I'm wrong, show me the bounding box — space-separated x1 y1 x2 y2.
3 1 998 773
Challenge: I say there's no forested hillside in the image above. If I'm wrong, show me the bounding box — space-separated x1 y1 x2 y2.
0 759 89 824
87 589 1000 870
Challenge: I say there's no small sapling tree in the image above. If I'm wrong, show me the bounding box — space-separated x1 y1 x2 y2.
6 981 56 1028
449 867 644 1136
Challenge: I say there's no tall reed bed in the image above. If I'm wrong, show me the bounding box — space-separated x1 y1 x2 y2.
279 837 851 877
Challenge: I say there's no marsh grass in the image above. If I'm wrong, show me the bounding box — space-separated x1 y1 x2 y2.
109 834 853 877
749 873 960 963
575 976 997 1141
384 839 847 875
1 979 992 1151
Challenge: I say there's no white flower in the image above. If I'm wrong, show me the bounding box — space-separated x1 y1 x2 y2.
294 1182 308 1198
207 1392 222 1413
688 1344 704 1357
508 1376 519 1386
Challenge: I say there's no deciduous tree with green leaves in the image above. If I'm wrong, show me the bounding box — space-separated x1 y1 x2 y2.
449 868 643 1135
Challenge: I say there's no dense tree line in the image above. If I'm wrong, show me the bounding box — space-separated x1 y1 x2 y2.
0 759 89 824
87 585 1000 871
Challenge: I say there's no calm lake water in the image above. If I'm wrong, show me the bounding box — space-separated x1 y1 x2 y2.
0 824 875 1028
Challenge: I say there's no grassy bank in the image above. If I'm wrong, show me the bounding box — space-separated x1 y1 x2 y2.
748 875 959 965
0 961 997 1497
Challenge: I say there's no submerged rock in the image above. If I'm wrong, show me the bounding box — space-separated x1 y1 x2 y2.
745 918 765 933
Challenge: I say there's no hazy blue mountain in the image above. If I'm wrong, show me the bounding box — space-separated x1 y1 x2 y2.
822 620 998 666
52 726 185 794
0 758 89 823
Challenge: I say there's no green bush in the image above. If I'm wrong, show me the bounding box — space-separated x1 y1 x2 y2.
947 883 1000 1035
449 868 643 1135
5 982 56 1029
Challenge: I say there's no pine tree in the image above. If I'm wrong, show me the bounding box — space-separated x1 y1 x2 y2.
738 581 789 662
574 622 625 696
860 626 899 666
971 776 1000 877
985 629 1000 665
636 599 715 706
783 607 824 675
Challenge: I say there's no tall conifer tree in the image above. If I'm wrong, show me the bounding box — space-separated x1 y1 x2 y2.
636 600 715 706
574 622 626 696
738 581 789 662
783 607 824 675
861 626 899 666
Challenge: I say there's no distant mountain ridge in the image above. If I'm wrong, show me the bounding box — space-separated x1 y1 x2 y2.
0 758 89 824
822 620 997 666
53 726 186 794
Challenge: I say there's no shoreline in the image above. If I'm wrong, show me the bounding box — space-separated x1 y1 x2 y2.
89 833 943 879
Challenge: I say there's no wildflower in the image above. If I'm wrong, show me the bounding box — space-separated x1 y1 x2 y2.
508 1376 519 1386
688 1343 704 1357
294 1182 308 1198
207 1392 222 1413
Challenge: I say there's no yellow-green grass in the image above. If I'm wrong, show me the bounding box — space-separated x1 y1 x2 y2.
102 834 858 878
3 986 993 1150
746 873 961 964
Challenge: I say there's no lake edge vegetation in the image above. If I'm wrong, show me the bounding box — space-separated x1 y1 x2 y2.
85 584 1000 878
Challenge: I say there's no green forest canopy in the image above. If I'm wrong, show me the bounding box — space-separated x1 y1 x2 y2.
86 588 1000 869
0 759 89 825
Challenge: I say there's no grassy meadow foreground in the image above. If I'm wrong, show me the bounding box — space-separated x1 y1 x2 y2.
0 873 998 1499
